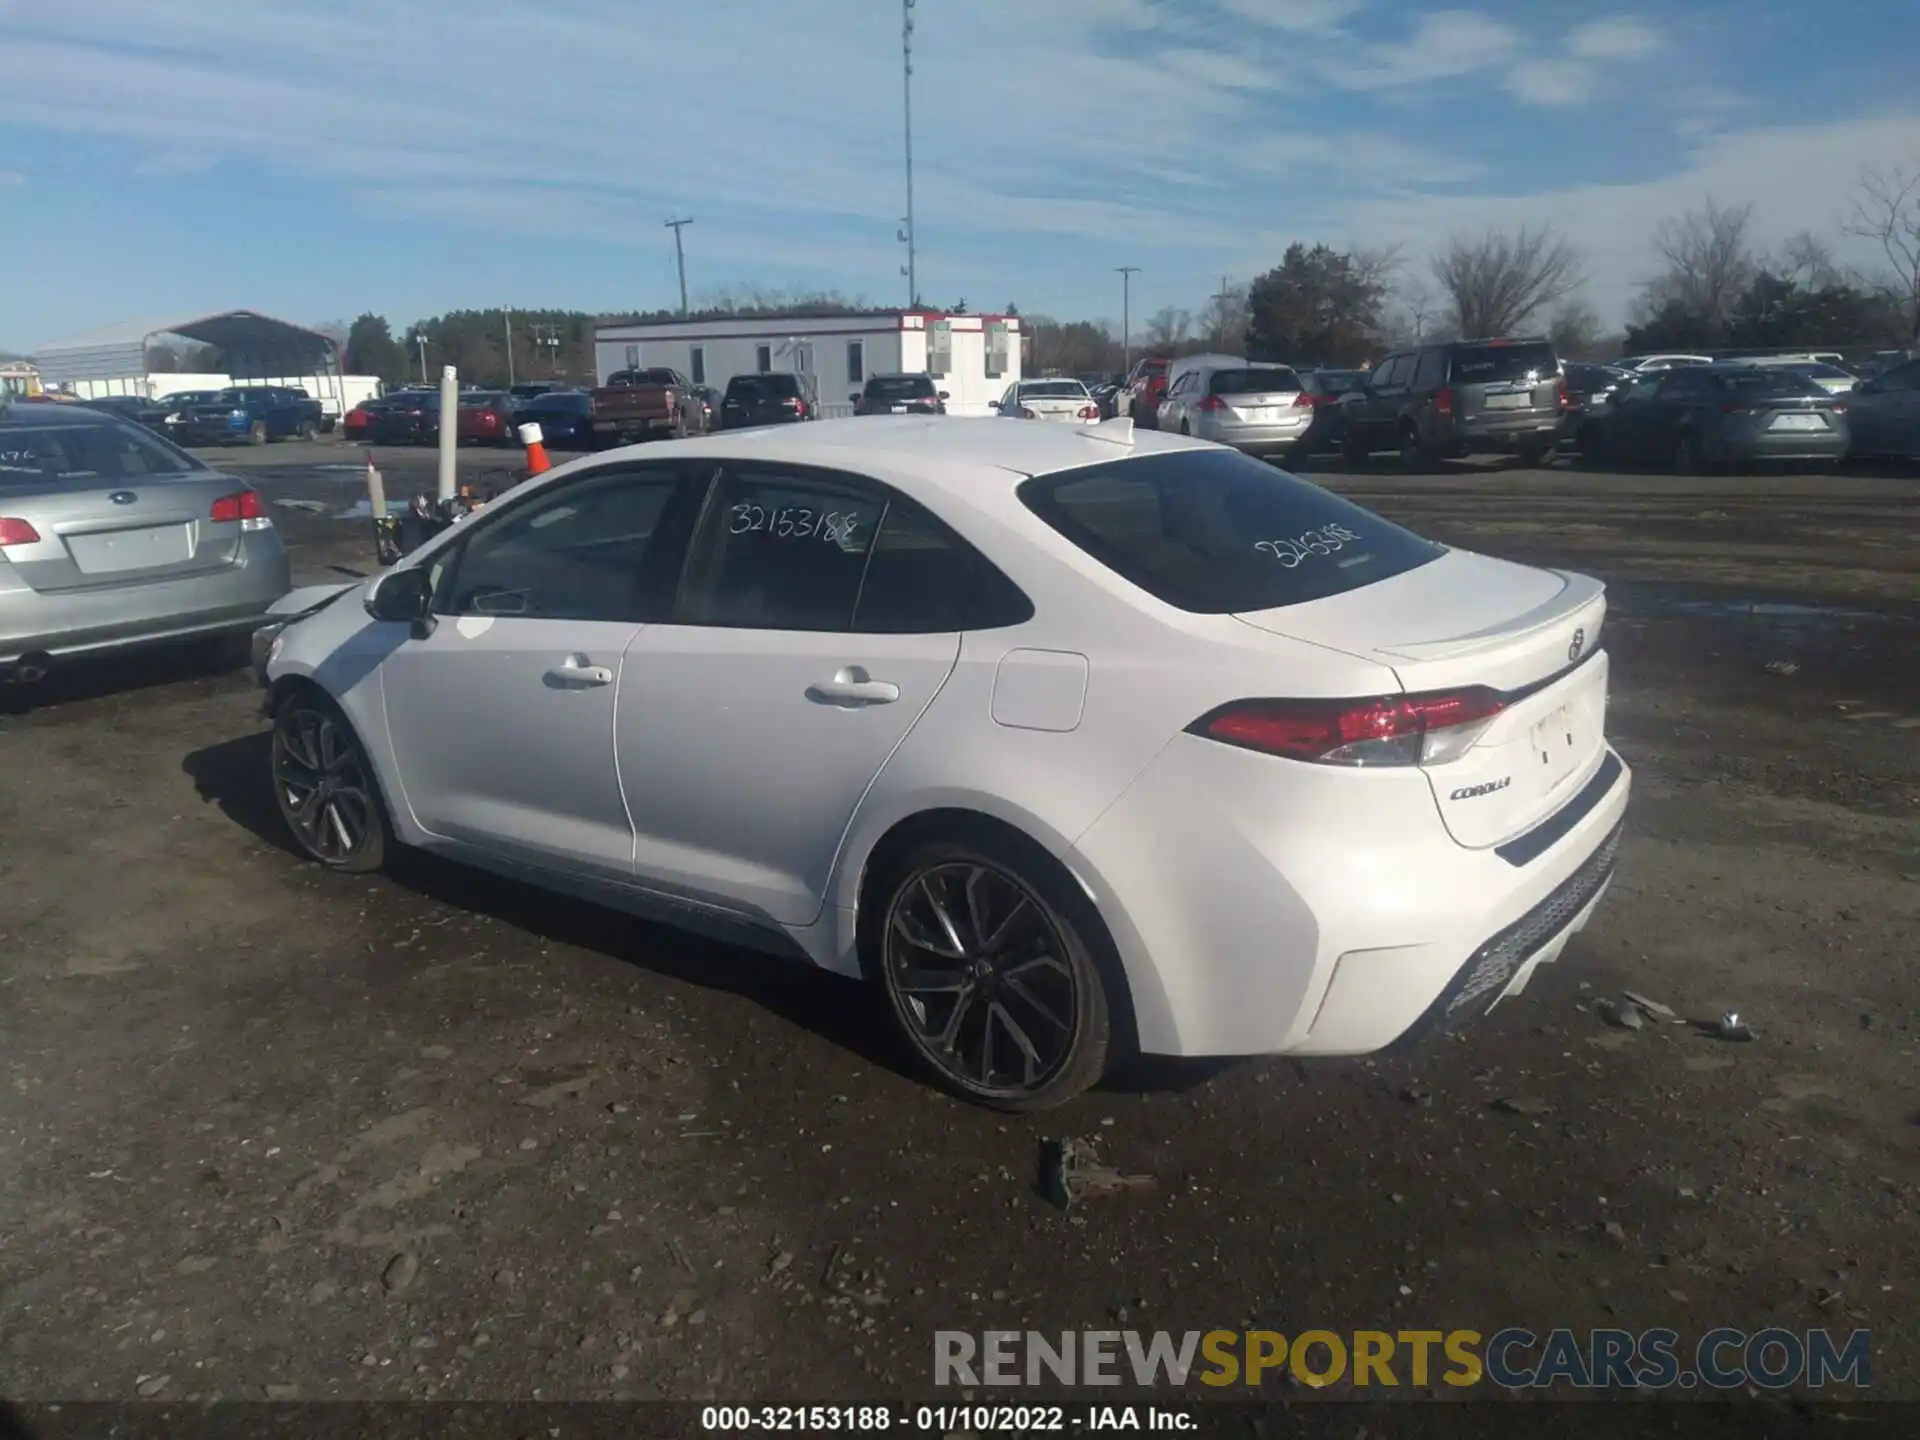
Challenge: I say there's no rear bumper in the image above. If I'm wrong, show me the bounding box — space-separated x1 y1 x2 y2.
592 416 674 437
1067 733 1632 1059
1446 417 1560 454
168 421 247 446
0 533 292 666
1723 427 1848 462
1194 414 1312 452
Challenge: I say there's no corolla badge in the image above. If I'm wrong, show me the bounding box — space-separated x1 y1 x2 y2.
1568 626 1586 663
108 490 138 505
1450 777 1512 801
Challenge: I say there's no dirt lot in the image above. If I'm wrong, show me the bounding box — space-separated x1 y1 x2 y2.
1 440 1916 1414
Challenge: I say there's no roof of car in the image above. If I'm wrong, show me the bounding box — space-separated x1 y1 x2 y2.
605 414 1206 482
0 401 121 427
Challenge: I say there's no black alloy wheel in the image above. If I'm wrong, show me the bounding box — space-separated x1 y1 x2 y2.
271 694 390 873
878 848 1111 1110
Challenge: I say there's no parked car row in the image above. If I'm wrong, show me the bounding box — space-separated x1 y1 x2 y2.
72 386 326 447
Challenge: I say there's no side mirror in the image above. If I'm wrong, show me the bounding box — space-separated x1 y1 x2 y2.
365 565 435 636
937 390 950 401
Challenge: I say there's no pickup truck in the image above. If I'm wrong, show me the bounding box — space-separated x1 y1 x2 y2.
590 367 707 444
165 386 325 446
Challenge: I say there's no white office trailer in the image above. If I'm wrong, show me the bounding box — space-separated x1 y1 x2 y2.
593 310 1022 417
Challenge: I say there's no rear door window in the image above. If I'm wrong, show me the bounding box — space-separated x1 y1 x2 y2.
1208 367 1299 396
1411 350 1447 389
1448 343 1558 384
1018 449 1444 614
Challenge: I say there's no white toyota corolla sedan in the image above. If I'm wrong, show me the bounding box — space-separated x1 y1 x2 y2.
259 416 1629 1110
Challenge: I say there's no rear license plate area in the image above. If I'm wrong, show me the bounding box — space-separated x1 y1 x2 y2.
1529 702 1582 788
1485 392 1528 410
1769 413 1823 432
68 524 194 574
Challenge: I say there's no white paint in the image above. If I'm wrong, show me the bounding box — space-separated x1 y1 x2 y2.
454 615 494 639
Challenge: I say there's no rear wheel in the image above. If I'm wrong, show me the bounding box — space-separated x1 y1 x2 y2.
1516 442 1550 469
296 418 316 440
248 419 269 446
1399 424 1430 472
270 690 392 874
871 837 1113 1111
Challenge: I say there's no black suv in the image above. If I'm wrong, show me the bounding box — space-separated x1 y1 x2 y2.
852 374 947 416
719 372 819 429
1340 338 1564 467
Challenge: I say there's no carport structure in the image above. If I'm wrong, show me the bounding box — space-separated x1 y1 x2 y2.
30 310 352 415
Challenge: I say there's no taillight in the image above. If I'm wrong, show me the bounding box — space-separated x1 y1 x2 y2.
1292 392 1317 408
1829 401 1849 414
1434 387 1454 417
1078 404 1099 420
1557 379 1569 409
209 491 266 523
1194 395 1227 412
0 517 41 547
1189 688 1508 767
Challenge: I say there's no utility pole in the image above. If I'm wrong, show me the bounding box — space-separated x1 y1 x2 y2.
900 0 918 306
1116 266 1140 379
415 334 429 383
1211 275 1232 349
664 218 693 315
503 307 515 388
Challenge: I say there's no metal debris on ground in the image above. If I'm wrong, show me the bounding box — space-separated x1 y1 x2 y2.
1708 1012 1755 1042
1040 1137 1155 1211
1489 1096 1550 1117
1762 660 1800 676
1622 990 1679 1023
1597 998 1646 1031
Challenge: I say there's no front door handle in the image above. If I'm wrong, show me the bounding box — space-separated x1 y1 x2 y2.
545 654 615 687
807 665 900 707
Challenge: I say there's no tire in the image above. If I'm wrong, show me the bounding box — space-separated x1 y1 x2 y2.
671 412 689 440
1399 425 1429 472
1179 421 1191 436
1671 431 1704 475
270 689 393 874
296 419 316 440
248 419 269 446
868 835 1114 1111
1516 443 1550 469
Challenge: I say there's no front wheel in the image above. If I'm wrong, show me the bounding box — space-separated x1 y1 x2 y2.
872 840 1113 1111
271 691 393 874
1399 425 1430 472
248 419 269 446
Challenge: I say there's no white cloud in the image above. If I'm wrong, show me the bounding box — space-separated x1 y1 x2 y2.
1506 58 1593 108
0 171 23 186
1163 47 1273 91
1567 18 1662 61
1216 0 1362 33
1326 10 1521 90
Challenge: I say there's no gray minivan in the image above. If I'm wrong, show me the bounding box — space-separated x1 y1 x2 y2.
1341 338 1564 468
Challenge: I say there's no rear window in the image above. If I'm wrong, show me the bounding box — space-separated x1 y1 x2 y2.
1020 381 1088 398
0 420 204 487
1718 369 1828 398
1786 362 1853 380
1449 343 1558 384
1018 449 1444 614
1208 367 1300 396
1308 370 1366 394
866 376 937 400
727 374 802 399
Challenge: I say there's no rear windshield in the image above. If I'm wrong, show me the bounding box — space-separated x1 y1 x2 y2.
1018 449 1444 614
1308 370 1366 394
865 376 937 399
1209 367 1300 396
1718 369 1828 398
0 420 204 487
1449 343 1558 384
1020 381 1088 398
727 374 802 399
530 391 591 413
1565 364 1622 390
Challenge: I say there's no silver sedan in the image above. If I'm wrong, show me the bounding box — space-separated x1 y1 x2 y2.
0 404 291 683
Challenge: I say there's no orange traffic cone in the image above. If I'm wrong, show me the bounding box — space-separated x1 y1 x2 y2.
518 421 552 475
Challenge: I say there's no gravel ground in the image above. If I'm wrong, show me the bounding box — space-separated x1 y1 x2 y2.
1 439 1916 1417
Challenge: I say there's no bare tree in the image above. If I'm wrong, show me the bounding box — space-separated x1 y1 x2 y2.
1775 230 1844 290
1143 306 1193 348
1842 159 1920 343
1546 300 1602 359
1385 276 1438 346
1644 198 1758 335
1199 282 1250 352
1431 225 1585 337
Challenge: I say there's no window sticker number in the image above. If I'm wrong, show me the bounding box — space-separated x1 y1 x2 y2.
729 502 861 545
1255 523 1361 569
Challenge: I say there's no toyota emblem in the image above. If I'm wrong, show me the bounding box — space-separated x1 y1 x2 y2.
108 490 138 505
1568 627 1586 663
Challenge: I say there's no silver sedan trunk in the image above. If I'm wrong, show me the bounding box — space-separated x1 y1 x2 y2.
0 413 291 673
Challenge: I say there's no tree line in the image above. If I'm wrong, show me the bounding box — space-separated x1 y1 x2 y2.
229 157 1920 385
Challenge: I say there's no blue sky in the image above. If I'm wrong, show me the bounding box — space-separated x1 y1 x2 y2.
2 0 1917 351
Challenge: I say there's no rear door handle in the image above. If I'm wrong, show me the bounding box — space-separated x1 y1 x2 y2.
807 665 900 707
545 655 615 687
